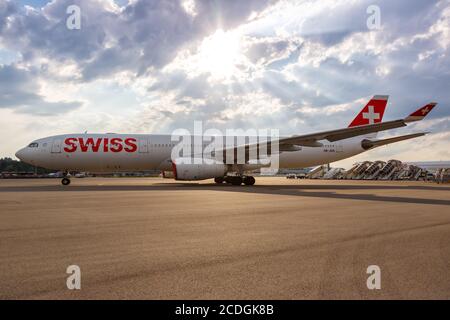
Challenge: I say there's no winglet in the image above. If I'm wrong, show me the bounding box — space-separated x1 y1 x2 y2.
404 102 437 122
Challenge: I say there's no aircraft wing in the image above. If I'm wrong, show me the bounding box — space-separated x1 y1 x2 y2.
248 101 437 151
196 101 437 161
208 119 408 161
278 101 437 147
278 119 406 146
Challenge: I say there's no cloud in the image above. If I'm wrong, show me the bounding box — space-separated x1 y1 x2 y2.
123 0 450 148
0 0 449 161
243 35 302 67
0 0 276 81
0 64 82 115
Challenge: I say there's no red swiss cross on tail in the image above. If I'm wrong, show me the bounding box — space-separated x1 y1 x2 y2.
348 95 389 127
404 102 437 122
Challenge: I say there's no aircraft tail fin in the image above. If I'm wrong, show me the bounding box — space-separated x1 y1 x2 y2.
348 95 389 139
348 95 389 127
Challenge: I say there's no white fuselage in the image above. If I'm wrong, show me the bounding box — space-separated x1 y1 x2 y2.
15 133 367 173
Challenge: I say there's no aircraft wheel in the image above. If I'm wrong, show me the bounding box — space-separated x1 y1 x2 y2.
230 176 243 186
214 177 224 184
243 176 256 186
61 177 71 186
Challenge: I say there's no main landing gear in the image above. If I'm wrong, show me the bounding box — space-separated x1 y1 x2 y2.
215 175 256 186
243 176 256 186
214 177 225 184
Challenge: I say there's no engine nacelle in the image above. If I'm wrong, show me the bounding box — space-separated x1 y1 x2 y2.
172 158 227 180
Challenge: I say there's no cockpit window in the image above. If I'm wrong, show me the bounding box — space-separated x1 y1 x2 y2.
28 142 39 148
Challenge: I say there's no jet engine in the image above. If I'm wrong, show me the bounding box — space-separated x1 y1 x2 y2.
172 158 227 180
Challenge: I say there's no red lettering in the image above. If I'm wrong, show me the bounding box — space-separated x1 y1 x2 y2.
63 136 137 153
78 138 88 152
64 138 77 153
110 138 123 152
103 138 109 152
90 138 102 152
124 138 137 152
78 138 102 152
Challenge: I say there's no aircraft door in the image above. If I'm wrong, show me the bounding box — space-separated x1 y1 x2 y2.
51 139 62 153
139 139 149 153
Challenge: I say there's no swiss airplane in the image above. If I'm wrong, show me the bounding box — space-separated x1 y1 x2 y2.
15 95 436 186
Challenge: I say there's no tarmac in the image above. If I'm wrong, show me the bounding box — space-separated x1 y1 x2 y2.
0 177 449 299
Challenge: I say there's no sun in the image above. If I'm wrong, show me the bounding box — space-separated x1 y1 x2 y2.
197 29 242 80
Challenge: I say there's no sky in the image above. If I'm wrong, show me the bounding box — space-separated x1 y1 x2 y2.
0 0 449 168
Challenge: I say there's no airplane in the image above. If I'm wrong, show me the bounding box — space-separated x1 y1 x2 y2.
15 95 437 186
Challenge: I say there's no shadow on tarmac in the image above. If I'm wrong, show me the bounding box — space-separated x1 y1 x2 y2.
1 182 449 206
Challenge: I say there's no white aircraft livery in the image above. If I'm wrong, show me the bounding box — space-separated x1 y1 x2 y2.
15 95 436 186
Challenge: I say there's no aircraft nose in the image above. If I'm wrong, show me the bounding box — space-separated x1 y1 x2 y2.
15 148 26 161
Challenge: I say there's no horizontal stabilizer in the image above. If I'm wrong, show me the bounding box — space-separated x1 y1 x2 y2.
361 132 428 150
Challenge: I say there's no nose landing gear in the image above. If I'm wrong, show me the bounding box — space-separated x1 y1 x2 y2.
61 177 71 185
61 171 71 186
